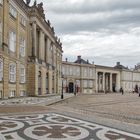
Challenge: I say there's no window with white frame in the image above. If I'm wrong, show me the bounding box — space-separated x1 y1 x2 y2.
0 22 2 48
0 58 3 81
9 31 16 52
9 63 16 82
0 90 2 98
20 90 26 96
20 65 25 83
0 0 3 5
9 90 15 98
19 36 25 57
9 5 17 18
20 15 26 26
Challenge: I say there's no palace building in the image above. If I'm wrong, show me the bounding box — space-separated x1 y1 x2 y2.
0 0 140 99
62 56 140 94
0 0 62 99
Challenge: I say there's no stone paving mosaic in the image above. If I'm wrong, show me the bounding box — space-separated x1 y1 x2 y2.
0 113 139 140
0 94 73 106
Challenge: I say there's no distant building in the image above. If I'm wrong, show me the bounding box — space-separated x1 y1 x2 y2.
62 56 96 94
62 56 140 93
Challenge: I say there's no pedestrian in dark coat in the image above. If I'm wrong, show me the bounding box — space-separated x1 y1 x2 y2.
138 87 140 97
120 87 124 95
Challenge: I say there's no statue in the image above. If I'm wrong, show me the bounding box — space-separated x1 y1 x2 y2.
37 2 44 13
33 0 37 6
26 0 31 5
37 2 45 18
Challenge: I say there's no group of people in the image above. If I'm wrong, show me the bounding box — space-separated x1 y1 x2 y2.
120 87 140 97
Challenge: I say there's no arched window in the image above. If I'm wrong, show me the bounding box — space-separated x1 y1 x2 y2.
20 65 25 83
9 63 16 82
0 58 3 81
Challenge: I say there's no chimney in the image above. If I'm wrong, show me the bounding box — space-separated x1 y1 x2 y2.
77 55 81 60
117 62 120 66
65 58 68 62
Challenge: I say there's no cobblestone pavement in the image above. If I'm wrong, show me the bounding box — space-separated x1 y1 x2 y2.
51 93 140 125
0 113 139 140
0 93 140 139
0 93 73 106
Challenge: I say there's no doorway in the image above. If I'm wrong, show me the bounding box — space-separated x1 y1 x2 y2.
69 82 74 93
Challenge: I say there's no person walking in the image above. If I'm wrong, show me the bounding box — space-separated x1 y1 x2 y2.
120 87 124 95
138 87 140 97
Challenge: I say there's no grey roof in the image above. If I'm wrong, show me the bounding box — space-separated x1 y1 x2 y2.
74 56 90 64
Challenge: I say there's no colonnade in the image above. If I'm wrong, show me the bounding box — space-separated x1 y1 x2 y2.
96 72 119 92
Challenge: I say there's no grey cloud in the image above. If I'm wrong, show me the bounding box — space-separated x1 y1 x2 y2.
43 0 140 35
47 0 140 14
33 0 140 67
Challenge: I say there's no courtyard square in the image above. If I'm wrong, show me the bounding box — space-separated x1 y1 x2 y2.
0 93 140 139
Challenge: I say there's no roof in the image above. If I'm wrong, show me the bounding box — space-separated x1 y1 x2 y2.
74 56 91 64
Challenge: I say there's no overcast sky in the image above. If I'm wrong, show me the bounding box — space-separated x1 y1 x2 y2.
30 0 140 67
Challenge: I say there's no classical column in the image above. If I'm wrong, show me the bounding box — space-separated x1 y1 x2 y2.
95 72 98 93
41 32 45 61
116 73 120 92
48 69 52 94
44 37 48 63
46 38 51 64
32 22 37 57
103 72 105 92
110 73 112 92
39 30 43 60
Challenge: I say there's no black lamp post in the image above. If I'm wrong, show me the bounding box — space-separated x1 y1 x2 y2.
61 74 64 99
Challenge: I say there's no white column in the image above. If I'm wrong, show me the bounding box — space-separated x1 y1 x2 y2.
116 73 120 92
110 73 112 92
42 32 45 61
103 72 105 92
32 22 37 56
39 31 44 60
95 72 98 92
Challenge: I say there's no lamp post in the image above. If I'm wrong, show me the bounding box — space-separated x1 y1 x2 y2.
74 81 77 96
61 73 64 99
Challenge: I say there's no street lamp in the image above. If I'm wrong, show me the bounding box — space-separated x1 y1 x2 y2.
74 81 77 96
61 73 64 99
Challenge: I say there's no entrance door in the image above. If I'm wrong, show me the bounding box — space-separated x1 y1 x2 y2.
69 82 74 93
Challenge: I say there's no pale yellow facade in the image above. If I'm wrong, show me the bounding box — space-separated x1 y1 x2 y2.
0 0 62 99
0 0 28 98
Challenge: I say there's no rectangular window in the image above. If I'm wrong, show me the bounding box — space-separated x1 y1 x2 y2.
9 31 16 52
9 90 15 98
0 59 3 81
9 5 17 18
20 90 26 96
19 37 25 57
9 63 16 82
20 15 26 26
0 0 3 5
0 22 2 48
0 91 2 98
20 66 25 83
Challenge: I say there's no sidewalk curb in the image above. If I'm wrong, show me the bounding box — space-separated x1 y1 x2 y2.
46 95 75 106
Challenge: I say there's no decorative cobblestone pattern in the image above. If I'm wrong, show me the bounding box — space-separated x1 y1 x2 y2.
0 113 139 140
